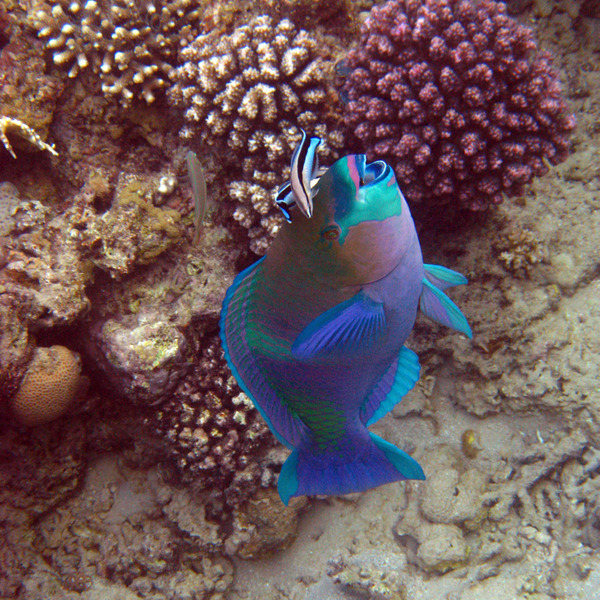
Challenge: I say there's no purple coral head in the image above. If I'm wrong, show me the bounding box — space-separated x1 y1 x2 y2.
343 0 576 214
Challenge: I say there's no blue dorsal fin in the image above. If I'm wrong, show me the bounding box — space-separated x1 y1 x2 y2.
420 278 472 338
291 291 386 359
423 263 468 290
360 346 420 426
220 258 307 448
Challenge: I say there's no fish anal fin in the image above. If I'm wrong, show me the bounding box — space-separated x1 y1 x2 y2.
291 291 385 359
370 433 425 480
361 346 420 426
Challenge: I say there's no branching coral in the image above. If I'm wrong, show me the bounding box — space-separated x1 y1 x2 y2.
29 0 202 105
343 0 575 214
0 116 58 159
169 14 345 254
147 331 277 508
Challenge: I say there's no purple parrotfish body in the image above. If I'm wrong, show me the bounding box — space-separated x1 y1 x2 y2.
220 151 472 505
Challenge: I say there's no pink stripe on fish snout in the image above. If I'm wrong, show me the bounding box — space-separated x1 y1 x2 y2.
345 156 361 199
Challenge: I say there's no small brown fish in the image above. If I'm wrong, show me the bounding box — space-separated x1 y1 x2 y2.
186 150 207 244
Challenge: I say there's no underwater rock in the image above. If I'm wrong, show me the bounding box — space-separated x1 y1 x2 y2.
225 488 308 559
0 182 20 236
87 311 187 406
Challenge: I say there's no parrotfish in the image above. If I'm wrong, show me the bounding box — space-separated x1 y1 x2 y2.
220 139 472 505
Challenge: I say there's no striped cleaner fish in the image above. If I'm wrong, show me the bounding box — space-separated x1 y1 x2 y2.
220 140 472 505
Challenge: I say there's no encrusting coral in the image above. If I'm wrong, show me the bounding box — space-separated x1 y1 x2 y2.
169 14 345 254
28 0 202 105
9 345 88 426
343 0 576 214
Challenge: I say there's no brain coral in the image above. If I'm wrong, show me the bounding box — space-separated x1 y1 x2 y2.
10 345 87 426
343 0 576 213
169 14 345 254
29 0 202 104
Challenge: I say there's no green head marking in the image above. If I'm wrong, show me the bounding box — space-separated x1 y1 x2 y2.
284 155 413 285
321 155 404 243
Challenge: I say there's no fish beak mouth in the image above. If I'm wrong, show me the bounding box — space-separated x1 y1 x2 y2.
361 160 389 187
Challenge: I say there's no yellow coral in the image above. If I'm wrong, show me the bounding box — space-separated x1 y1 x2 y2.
10 345 86 426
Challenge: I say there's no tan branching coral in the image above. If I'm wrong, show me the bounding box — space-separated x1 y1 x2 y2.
495 223 547 276
29 0 202 104
169 14 345 254
0 116 58 159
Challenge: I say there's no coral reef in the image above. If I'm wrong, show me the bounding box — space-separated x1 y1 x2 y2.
0 32 64 160
146 331 277 508
169 14 345 254
28 0 203 105
0 116 58 159
343 0 575 214
9 345 88 426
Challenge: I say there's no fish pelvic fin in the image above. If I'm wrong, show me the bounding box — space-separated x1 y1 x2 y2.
277 431 424 504
420 264 472 339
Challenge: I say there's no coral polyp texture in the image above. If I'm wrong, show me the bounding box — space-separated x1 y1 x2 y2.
28 0 202 104
169 14 344 254
147 332 276 508
10 345 87 426
343 0 576 212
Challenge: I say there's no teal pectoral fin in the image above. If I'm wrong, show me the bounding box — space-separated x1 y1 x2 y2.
361 346 420 426
291 291 386 359
420 278 472 339
423 263 468 290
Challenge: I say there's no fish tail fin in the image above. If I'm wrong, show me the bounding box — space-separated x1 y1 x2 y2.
277 432 424 505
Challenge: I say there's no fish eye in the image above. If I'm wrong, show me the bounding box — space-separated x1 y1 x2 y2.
321 224 341 241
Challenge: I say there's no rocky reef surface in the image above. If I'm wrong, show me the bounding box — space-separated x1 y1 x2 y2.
1 0 599 599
